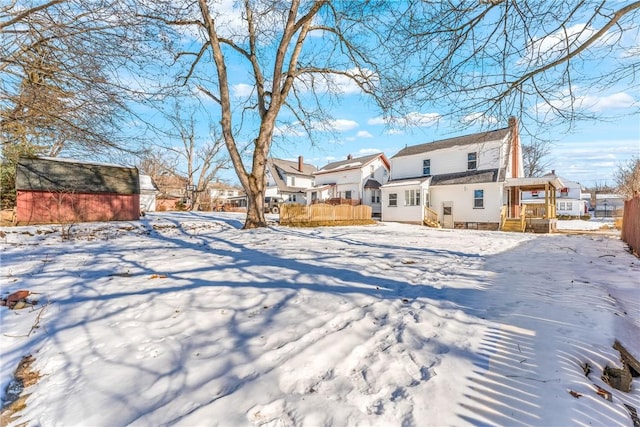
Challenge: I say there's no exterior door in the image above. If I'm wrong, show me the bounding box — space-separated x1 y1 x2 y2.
442 201 454 228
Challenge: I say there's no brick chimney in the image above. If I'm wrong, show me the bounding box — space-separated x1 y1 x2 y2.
347 154 353 160
509 116 520 178
298 155 303 172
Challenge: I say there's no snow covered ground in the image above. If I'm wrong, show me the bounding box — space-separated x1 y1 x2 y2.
1 212 638 426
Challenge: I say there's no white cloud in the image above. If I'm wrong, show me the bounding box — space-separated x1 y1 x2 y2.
356 130 373 138
535 91 637 114
232 83 254 98
295 68 378 95
368 112 441 128
521 24 606 67
358 148 382 155
312 119 359 132
581 92 636 111
461 112 498 125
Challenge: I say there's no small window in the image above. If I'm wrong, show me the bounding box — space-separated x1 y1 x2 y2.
423 159 431 176
473 189 484 208
558 201 565 210
371 190 380 204
345 190 352 199
468 152 477 170
389 193 397 207
311 191 317 201
404 189 420 206
566 201 573 210
370 165 375 178
291 176 296 186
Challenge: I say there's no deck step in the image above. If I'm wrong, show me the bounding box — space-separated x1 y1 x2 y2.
423 219 440 228
502 219 525 232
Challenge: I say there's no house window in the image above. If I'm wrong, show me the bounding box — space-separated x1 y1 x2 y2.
531 191 539 198
291 176 296 186
423 159 431 176
370 165 375 178
566 201 573 211
560 188 569 197
473 189 484 208
468 152 477 170
311 191 317 201
558 201 565 210
404 189 420 206
290 194 297 202
371 190 380 204
345 190 352 200
389 193 397 207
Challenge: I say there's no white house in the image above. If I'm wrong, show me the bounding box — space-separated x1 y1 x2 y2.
521 171 588 217
305 153 390 216
206 181 244 210
266 156 317 203
381 117 526 230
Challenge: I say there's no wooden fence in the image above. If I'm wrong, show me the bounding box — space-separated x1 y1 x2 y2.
280 203 372 224
621 194 640 256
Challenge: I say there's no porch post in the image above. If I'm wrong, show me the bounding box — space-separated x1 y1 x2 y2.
544 183 550 219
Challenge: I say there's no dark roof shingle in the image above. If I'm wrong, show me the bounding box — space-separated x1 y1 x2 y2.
392 127 510 158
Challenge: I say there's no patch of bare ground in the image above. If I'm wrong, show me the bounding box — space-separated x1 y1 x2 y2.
0 355 41 427
0 210 15 227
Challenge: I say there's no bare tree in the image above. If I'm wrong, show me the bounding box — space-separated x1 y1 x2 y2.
522 140 552 177
614 157 640 199
1 0 137 158
128 0 639 228
150 103 230 211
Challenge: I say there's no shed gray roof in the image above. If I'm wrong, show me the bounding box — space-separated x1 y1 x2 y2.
16 157 140 194
392 127 510 158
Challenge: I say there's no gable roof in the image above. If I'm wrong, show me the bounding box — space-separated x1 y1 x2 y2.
267 157 317 193
316 153 390 175
392 127 510 158
269 158 317 176
16 157 140 194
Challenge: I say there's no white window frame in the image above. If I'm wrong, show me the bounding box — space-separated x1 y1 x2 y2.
389 193 397 207
473 189 484 209
423 159 431 176
468 152 477 170
404 189 421 206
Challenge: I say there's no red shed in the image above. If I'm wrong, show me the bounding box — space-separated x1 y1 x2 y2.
15 157 140 225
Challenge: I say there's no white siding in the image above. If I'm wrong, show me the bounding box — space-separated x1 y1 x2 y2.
429 183 504 224
390 138 506 180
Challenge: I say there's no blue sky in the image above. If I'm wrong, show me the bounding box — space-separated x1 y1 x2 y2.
135 1 640 190
220 90 640 189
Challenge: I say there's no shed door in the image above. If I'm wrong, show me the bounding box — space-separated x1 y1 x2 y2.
442 201 453 228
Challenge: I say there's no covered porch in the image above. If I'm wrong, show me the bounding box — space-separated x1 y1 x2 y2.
501 176 564 233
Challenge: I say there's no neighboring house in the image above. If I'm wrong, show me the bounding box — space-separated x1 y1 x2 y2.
206 181 245 210
521 171 588 217
266 156 317 203
306 153 390 216
153 175 188 210
381 117 526 230
139 175 158 213
15 157 140 225
595 193 625 218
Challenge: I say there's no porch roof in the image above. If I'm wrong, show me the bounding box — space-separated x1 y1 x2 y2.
504 176 564 190
381 176 431 189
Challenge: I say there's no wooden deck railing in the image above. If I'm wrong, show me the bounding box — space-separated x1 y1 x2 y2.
424 206 439 226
